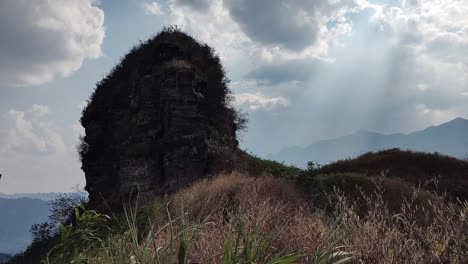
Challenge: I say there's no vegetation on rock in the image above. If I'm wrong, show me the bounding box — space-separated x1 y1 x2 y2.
79 26 247 208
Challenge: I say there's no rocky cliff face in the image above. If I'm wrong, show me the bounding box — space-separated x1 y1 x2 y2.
80 29 242 206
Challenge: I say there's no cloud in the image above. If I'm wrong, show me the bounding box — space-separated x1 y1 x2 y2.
233 92 289 111
224 0 366 52
0 0 105 87
0 105 85 193
0 105 65 155
72 122 85 139
31 104 50 118
415 103 468 125
141 1 164 15
223 0 321 51
371 0 468 67
78 101 88 110
173 0 211 11
167 0 249 62
246 59 324 84
167 0 366 64
365 0 468 120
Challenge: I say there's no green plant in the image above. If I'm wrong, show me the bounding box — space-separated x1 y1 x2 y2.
42 205 109 264
221 233 305 264
309 214 353 264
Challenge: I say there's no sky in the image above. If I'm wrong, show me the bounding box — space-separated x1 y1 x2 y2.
0 0 467 193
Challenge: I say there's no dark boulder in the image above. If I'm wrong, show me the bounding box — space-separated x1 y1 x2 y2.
80 28 244 207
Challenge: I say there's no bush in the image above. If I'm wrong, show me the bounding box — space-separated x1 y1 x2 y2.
42 205 109 264
238 153 302 180
312 149 468 201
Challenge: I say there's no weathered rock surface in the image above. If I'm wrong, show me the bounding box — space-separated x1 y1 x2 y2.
80 29 242 207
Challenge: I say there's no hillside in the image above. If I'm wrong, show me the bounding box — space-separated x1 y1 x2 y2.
0 193 63 201
0 253 11 264
11 172 467 264
307 149 468 201
0 198 50 254
271 117 468 167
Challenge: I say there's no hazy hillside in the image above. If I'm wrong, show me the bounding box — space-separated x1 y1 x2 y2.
0 198 50 254
271 117 468 167
0 253 10 264
0 193 62 201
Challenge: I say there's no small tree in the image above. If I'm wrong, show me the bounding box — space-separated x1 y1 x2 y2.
29 191 87 245
30 222 55 244
48 192 86 225
306 161 321 172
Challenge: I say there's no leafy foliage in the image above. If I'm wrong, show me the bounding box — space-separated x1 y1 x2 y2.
42 205 110 264
30 222 55 244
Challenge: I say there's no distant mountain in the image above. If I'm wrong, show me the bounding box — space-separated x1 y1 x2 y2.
0 192 88 256
0 193 63 201
0 253 11 263
270 117 468 167
0 198 50 255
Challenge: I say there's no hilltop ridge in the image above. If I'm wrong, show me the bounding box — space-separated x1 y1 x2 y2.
271 117 468 166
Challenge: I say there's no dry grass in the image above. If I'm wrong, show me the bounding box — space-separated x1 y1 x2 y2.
160 172 332 263
50 172 467 263
337 191 468 263
164 172 468 263
314 149 468 200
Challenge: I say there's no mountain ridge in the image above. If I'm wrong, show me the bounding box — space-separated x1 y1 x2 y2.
270 117 468 167
0 193 64 201
0 197 50 254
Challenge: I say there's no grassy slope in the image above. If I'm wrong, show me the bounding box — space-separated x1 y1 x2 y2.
9 150 468 263
311 149 468 200
33 172 468 263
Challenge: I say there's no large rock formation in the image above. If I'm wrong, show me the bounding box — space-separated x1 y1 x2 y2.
80 28 243 206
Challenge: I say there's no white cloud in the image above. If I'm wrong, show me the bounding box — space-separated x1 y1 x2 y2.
416 83 428 92
167 0 249 62
224 0 368 63
0 105 85 193
141 1 164 16
233 92 289 111
78 101 88 110
166 0 367 65
0 105 65 155
365 0 468 123
371 0 468 67
72 122 85 139
31 104 50 118
0 0 105 87
415 103 468 125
